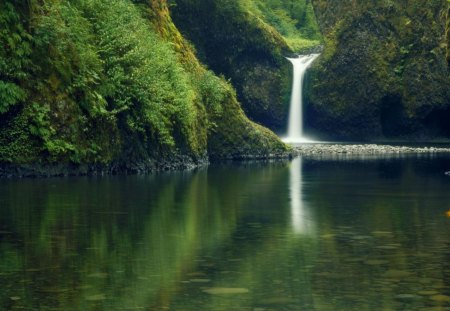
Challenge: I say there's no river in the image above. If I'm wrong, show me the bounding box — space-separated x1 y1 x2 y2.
1 154 450 310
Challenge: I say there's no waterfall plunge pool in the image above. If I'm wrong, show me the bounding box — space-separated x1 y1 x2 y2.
1 153 450 310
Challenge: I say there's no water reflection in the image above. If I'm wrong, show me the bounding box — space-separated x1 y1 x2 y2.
0 155 450 310
290 157 315 234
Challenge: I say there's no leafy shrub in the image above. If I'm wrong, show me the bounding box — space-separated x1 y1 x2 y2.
242 0 322 51
0 1 31 114
0 81 26 113
79 0 198 151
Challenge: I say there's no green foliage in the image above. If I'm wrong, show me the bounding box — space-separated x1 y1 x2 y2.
196 70 227 116
0 81 26 113
0 2 32 80
32 1 105 116
28 102 52 141
286 37 321 53
243 0 322 51
0 1 32 114
27 1 115 162
81 0 198 153
27 102 78 162
0 0 287 166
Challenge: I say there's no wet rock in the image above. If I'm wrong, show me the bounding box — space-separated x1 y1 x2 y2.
294 144 450 159
0 155 210 179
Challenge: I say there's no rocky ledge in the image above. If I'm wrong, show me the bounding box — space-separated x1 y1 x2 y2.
295 144 450 156
0 155 208 179
0 150 297 179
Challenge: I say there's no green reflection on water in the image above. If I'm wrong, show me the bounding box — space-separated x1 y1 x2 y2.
1 156 450 310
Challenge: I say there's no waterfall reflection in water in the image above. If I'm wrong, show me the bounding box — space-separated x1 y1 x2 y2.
290 157 315 234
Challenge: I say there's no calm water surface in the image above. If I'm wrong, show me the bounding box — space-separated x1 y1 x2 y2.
1 155 450 310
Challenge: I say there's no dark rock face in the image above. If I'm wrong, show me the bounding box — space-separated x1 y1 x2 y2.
0 155 208 178
169 0 293 131
307 0 450 140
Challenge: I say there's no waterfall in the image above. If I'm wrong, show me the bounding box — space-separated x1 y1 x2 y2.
283 54 320 143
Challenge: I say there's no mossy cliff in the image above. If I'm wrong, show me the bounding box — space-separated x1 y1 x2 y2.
168 0 291 131
0 0 288 176
307 0 450 140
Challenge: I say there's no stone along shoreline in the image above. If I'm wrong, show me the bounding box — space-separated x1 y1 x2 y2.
295 144 450 156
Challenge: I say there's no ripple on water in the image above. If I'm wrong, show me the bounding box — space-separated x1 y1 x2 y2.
87 273 108 279
202 288 249 295
375 245 399 250
189 279 211 283
395 294 419 300
371 231 393 236
417 290 440 296
85 294 106 301
383 270 413 279
430 295 450 302
365 259 390 265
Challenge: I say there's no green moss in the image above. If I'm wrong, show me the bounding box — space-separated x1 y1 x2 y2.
207 84 289 158
307 0 450 140
245 0 322 52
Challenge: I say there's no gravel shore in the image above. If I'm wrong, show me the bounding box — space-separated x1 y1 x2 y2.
295 144 450 157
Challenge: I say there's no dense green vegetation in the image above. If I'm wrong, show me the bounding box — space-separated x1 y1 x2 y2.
244 0 322 51
306 0 450 140
0 0 288 174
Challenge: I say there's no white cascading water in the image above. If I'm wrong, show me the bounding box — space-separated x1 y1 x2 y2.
283 54 320 143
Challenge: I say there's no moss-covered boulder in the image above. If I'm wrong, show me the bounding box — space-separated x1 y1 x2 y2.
306 0 450 140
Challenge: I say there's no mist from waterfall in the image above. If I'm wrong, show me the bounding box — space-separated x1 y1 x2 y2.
283 54 320 143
